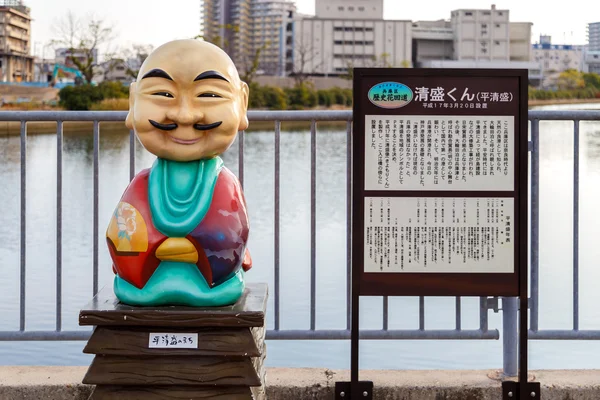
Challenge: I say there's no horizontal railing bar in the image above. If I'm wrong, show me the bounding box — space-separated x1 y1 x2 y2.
0 331 92 341
9 328 600 341
529 330 600 340
528 110 600 121
1 110 599 123
7 328 600 341
249 110 352 121
0 110 353 122
266 329 499 340
0 329 499 341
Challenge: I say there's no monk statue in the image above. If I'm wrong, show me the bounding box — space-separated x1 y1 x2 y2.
105 39 252 307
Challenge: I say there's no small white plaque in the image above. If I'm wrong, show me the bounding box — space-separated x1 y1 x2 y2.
149 333 198 348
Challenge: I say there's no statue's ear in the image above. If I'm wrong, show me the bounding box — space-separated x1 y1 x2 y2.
237 81 249 131
125 82 136 129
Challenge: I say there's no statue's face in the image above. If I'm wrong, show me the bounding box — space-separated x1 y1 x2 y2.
126 40 249 162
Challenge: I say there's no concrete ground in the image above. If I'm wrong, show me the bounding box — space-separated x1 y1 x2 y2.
1 366 599 399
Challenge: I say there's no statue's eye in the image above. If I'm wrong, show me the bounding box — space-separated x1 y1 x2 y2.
152 92 174 98
198 93 222 98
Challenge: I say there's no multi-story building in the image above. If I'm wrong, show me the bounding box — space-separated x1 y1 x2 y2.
532 36 584 73
54 48 99 68
588 22 600 52
293 0 412 76
0 0 33 82
251 0 295 76
411 20 454 65
201 0 294 76
451 5 510 61
510 22 532 62
414 5 541 85
585 22 600 74
315 0 383 19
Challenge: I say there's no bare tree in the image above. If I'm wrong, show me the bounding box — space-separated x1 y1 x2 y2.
290 38 324 87
123 44 153 79
50 11 116 84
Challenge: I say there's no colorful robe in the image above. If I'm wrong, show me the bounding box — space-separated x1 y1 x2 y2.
106 157 251 293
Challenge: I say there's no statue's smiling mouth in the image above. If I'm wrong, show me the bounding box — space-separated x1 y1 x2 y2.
148 120 224 145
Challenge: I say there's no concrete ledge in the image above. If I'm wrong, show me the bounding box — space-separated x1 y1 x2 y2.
1 366 600 399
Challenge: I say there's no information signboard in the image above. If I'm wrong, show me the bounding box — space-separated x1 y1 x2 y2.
352 68 528 297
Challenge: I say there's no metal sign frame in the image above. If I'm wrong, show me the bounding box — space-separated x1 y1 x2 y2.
336 68 538 399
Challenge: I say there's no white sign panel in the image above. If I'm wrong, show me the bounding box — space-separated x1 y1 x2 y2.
364 197 514 273
364 115 514 191
149 333 198 348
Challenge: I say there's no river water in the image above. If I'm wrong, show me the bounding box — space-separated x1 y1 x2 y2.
1 104 600 370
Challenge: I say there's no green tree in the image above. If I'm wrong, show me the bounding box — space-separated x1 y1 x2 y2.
583 72 600 90
58 85 104 110
557 69 585 90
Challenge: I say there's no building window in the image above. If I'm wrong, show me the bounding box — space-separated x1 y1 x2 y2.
359 6 364 11
338 6 343 11
496 24 501 28
481 24 487 28
465 11 473 16
348 6 354 11
494 41 500 45
498 11 503 16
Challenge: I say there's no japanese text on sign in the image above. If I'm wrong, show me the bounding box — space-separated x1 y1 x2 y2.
364 197 514 273
148 333 198 349
365 115 514 191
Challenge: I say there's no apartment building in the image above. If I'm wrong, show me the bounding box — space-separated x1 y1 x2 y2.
532 36 584 73
588 22 600 52
201 0 294 76
0 0 33 82
585 22 600 74
251 0 295 76
293 0 412 76
55 48 100 68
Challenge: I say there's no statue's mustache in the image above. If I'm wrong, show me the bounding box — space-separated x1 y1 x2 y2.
149 120 223 131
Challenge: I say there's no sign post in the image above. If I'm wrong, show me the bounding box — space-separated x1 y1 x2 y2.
335 68 538 399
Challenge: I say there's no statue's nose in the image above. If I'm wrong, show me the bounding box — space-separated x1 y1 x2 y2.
166 99 203 125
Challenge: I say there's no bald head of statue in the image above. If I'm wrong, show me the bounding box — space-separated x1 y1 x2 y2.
125 39 249 162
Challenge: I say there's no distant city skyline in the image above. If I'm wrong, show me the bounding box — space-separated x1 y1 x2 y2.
21 0 600 61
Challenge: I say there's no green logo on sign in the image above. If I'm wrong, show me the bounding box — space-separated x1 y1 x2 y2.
368 82 413 109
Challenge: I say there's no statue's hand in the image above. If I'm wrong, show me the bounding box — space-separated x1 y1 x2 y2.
156 238 198 264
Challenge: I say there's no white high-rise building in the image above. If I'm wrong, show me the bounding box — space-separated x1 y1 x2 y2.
451 5 510 61
585 22 600 74
200 0 295 76
588 22 600 52
315 0 383 20
293 0 412 76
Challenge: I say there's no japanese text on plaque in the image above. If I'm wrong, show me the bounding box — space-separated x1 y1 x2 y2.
364 197 514 273
365 115 514 191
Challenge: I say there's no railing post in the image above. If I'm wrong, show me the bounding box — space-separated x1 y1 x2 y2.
502 296 519 377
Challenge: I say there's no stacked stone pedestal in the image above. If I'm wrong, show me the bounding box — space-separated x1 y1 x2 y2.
79 283 268 400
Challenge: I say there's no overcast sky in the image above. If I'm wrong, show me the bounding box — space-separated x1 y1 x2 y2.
26 0 599 59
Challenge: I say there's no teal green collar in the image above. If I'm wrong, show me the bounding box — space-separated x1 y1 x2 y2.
148 157 223 237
